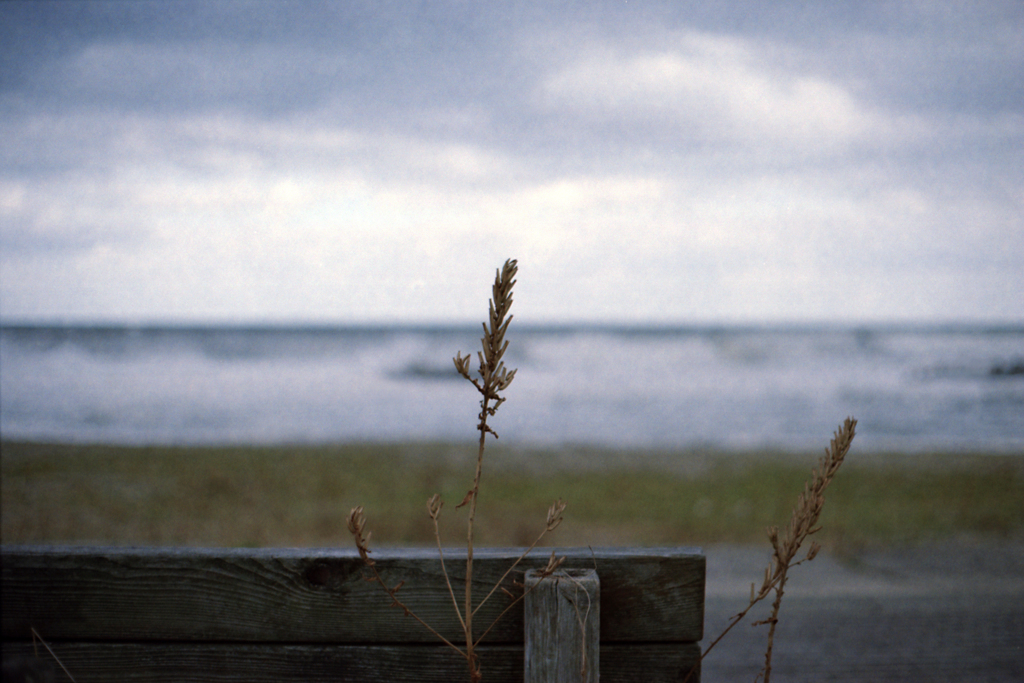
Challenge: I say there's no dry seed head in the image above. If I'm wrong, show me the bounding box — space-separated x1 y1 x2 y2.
347 506 364 536
453 352 473 379
546 498 567 531
457 258 519 439
427 493 443 520
538 551 566 578
496 367 516 391
347 506 374 566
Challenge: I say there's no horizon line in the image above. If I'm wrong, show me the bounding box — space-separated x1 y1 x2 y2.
2 317 1022 333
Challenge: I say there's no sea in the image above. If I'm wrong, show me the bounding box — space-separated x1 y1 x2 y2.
1 323 1022 453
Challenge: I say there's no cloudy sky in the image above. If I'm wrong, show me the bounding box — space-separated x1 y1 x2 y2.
1 1 1022 325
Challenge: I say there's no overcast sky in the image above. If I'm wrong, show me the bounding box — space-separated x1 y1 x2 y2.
1 1 1022 325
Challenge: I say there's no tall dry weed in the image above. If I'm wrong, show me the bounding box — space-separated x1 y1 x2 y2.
349 259 858 682
685 417 857 683
348 259 566 682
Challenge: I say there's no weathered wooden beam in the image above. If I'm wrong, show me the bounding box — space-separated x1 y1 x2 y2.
2 546 704 644
524 568 600 683
0 641 701 683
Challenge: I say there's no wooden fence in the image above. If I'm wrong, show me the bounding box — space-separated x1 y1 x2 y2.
1 545 705 682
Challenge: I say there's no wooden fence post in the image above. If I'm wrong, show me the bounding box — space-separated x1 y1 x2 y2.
524 568 600 683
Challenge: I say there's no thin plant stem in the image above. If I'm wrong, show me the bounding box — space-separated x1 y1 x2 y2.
473 499 565 619
760 580 786 683
464 408 489 680
456 258 519 682
470 528 538 619
431 505 467 632
347 506 467 657
682 417 856 683
369 562 466 656
348 259 545 683
474 551 566 647
31 627 77 683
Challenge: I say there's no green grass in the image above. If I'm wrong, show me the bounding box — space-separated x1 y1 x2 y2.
2 441 1022 550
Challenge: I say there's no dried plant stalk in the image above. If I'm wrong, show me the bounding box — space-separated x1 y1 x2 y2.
452 259 519 680
347 259 566 683
754 416 856 682
683 417 857 683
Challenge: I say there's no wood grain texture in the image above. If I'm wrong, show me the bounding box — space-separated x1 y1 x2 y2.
524 569 600 683
2 546 704 644
0 642 702 683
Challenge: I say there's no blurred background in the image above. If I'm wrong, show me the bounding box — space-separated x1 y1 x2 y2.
2 1 1021 326
3 7 1022 679
2 1 1022 452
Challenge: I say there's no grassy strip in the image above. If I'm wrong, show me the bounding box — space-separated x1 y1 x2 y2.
2 441 1022 550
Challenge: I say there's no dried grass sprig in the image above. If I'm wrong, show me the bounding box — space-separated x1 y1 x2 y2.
346 506 465 654
472 499 566 620
683 417 856 683
456 258 519 681
346 259 566 683
31 627 77 683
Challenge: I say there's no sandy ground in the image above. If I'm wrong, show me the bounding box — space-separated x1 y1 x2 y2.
698 539 1024 682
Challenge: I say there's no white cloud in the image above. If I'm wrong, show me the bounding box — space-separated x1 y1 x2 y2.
1 4 1021 324
540 31 886 153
